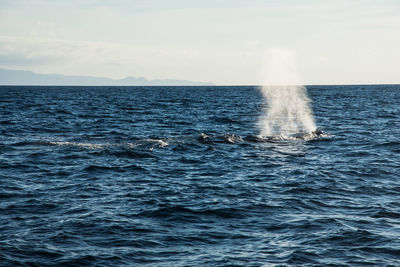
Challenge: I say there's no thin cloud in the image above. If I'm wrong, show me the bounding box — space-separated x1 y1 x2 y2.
1 0 399 84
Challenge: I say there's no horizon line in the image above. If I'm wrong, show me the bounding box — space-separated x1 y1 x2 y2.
1 83 399 87
1 67 399 87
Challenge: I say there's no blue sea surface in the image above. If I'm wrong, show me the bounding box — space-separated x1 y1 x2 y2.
1 85 400 266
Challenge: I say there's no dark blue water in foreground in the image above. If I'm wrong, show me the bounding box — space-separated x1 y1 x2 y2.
1 85 400 266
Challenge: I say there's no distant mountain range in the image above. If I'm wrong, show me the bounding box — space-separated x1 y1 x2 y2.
0 68 213 86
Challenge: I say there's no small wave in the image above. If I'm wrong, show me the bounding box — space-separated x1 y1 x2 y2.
83 164 146 172
4 201 60 215
373 141 400 149
49 141 106 149
0 119 14 125
371 209 400 219
324 229 384 247
0 144 16 152
7 137 170 152
0 192 25 199
107 148 155 159
83 165 117 172
9 140 106 149
139 205 246 220
246 130 333 142
212 116 242 124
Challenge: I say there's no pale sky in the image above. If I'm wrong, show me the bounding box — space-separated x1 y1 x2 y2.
1 0 399 85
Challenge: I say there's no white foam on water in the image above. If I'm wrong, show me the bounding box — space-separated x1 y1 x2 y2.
259 49 317 138
48 141 105 149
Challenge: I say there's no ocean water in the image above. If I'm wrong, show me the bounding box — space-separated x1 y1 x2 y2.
1 85 400 266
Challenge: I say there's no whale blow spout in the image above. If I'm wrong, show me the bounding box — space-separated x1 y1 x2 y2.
259 49 317 138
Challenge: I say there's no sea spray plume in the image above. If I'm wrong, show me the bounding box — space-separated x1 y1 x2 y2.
259 49 316 137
